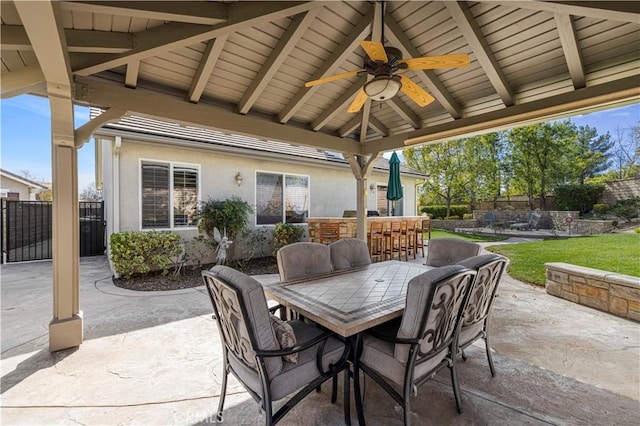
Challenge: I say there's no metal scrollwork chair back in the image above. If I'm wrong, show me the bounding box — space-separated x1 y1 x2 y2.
353 265 477 426
456 254 509 376
202 265 349 425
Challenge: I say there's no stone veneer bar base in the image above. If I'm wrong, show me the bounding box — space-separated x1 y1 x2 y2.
545 262 640 321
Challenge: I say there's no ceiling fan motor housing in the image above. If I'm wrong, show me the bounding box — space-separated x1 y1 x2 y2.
364 46 405 76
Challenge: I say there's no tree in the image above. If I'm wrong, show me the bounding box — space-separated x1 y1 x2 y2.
405 140 472 216
462 132 504 209
17 169 42 181
609 124 640 179
79 182 101 201
568 125 613 184
506 121 576 209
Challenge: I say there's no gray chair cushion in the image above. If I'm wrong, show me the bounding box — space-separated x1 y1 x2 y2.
208 265 283 378
329 238 372 271
360 334 447 385
458 320 484 348
395 265 466 360
425 238 482 267
277 242 332 282
229 320 346 400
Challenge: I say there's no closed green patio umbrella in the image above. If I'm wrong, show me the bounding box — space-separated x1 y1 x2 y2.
387 152 403 216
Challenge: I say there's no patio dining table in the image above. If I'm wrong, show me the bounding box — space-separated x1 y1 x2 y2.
263 260 433 424
263 260 433 338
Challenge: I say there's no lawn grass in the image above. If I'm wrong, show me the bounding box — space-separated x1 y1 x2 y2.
429 229 508 243
486 234 640 286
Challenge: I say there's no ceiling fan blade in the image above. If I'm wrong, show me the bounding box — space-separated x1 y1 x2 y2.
399 75 435 107
360 41 388 62
347 88 368 113
400 54 470 70
305 70 364 88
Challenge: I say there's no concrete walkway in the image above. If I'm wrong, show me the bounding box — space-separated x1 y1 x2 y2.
1 247 639 425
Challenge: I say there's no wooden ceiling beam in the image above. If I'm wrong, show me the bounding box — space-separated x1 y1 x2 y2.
365 75 640 154
368 116 389 137
238 9 320 114
124 61 140 89
0 66 46 99
387 98 422 129
505 1 640 23
445 1 515 107
554 13 585 89
384 14 463 119
187 35 228 103
58 1 228 25
278 8 373 124
311 77 366 131
1 25 133 54
74 2 321 76
339 115 362 138
73 76 363 155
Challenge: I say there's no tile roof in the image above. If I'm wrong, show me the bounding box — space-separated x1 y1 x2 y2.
90 108 426 177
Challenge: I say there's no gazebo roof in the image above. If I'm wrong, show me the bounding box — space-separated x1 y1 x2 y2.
2 1 638 156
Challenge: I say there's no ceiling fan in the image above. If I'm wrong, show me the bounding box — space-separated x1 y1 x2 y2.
305 3 470 113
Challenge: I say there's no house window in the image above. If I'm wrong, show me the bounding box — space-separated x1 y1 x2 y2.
141 161 199 229
256 172 309 225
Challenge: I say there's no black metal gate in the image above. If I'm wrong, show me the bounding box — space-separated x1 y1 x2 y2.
1 200 105 263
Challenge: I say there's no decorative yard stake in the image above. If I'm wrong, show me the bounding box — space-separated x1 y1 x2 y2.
213 227 233 265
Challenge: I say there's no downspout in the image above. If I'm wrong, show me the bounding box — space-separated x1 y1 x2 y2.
113 136 121 234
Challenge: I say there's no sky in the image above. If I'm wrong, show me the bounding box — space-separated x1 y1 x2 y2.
1 94 639 192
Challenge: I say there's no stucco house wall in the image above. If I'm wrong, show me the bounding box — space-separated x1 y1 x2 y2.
97 128 422 261
0 169 47 200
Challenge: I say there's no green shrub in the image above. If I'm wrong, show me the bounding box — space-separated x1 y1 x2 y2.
272 222 304 255
110 231 184 279
444 215 460 220
611 197 640 221
592 203 609 215
196 196 253 239
554 184 604 213
420 205 469 219
634 228 640 234
463 213 473 220
196 196 253 261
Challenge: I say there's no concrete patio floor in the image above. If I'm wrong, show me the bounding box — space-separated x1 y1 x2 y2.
1 243 639 425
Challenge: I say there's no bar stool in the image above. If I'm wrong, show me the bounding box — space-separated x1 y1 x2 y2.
398 220 409 261
319 222 341 244
368 221 384 262
416 219 431 257
383 221 402 261
403 220 417 259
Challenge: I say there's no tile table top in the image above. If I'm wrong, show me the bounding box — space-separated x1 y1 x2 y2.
264 261 432 337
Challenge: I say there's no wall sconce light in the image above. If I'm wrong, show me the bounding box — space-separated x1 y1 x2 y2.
369 183 376 191
235 172 243 187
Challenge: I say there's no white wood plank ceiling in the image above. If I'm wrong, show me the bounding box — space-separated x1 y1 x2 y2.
2 1 639 156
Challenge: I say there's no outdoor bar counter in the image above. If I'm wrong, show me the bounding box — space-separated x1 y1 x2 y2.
307 216 431 242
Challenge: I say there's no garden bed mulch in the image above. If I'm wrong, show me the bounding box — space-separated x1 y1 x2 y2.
113 257 279 291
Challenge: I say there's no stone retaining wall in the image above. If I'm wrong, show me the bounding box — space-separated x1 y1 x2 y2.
545 262 640 321
572 219 615 235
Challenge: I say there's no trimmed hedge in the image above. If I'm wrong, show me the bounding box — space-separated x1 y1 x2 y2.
110 231 184 279
554 184 604 213
420 205 469 219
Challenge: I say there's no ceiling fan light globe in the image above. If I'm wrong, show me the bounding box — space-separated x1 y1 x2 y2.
363 77 402 101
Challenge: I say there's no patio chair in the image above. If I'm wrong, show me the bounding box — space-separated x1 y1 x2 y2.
329 238 372 271
276 242 332 282
353 265 477 425
485 211 505 231
202 265 350 426
425 237 482 267
456 254 509 376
